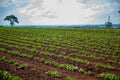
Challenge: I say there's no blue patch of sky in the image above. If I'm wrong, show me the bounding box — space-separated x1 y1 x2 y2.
0 1 28 25
0 6 15 25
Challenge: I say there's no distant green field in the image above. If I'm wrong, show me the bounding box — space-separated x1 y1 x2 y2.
0 27 120 80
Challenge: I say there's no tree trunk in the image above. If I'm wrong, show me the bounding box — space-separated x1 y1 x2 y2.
10 22 14 28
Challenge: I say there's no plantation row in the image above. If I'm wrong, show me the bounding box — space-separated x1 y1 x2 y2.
0 46 119 80
0 56 79 80
0 34 119 65
0 27 120 80
0 39 119 71
0 34 119 67
0 28 119 55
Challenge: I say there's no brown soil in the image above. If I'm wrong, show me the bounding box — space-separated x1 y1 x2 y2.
0 52 97 80
0 39 120 80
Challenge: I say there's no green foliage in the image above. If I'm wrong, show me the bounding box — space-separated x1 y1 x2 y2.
64 76 76 80
19 64 28 69
48 47 56 52
82 54 105 60
0 70 22 80
78 68 92 75
45 70 59 77
59 64 77 71
30 48 37 52
8 50 33 59
4 15 19 27
0 57 20 66
13 62 20 66
8 51 20 55
41 51 54 56
0 28 120 80
20 53 33 59
107 60 117 64
0 56 7 61
98 73 120 80
69 57 90 65
8 59 16 64
58 55 90 65
96 63 114 70
0 48 7 52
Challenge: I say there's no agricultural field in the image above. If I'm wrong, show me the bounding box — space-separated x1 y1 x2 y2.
0 27 120 80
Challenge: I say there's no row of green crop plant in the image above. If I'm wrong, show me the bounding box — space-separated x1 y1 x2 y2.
0 38 59 54
45 70 76 80
3 36 119 61
78 68 92 75
0 27 119 53
0 42 118 70
96 63 114 70
0 28 119 57
1 48 93 75
0 41 92 66
0 27 119 41
69 53 119 65
0 32 53 46
0 56 75 80
1 37 78 56
1 28 119 56
0 30 119 56
3 37 55 52
58 54 90 65
0 39 37 49
0 39 119 68
4 39 33 47
70 53 106 61
37 51 116 72
1 35 95 56
0 36 69 54
1 48 78 71
59 38 119 55
0 32 118 56
0 42 38 53
0 38 103 64
0 70 22 80
40 51 90 65
98 73 120 80
0 46 117 76
0 40 53 57
0 56 28 69
81 54 105 60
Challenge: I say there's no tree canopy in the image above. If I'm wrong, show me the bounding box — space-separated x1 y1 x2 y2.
4 15 19 27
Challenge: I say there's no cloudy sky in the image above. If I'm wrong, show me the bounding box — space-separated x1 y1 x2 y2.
0 0 120 25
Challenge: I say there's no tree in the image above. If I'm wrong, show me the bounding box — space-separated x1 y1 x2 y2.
4 15 19 27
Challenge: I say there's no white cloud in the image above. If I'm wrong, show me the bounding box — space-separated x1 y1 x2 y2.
0 0 29 7
10 0 120 25
0 0 13 7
